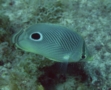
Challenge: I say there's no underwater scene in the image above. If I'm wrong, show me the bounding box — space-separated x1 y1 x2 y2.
0 0 111 90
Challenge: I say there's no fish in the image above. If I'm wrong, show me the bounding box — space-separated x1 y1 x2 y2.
12 23 90 62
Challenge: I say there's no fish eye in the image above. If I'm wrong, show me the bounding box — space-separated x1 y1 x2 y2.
30 32 43 41
81 55 86 59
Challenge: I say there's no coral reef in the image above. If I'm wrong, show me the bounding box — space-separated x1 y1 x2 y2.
0 0 111 90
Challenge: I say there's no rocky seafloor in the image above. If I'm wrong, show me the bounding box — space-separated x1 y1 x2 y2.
0 0 111 90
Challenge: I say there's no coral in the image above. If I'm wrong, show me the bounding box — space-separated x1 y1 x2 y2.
0 15 10 30
31 0 64 23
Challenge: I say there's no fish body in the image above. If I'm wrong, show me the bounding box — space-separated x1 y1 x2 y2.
12 23 89 62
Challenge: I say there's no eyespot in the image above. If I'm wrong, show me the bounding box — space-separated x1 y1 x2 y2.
30 32 43 41
81 55 86 59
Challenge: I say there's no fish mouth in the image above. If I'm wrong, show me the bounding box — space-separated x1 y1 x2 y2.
12 30 30 52
15 42 26 51
12 30 23 44
12 29 27 51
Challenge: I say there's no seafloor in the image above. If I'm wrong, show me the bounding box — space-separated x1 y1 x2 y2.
0 0 111 90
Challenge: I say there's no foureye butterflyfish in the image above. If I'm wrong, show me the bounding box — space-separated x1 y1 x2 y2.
12 23 89 62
